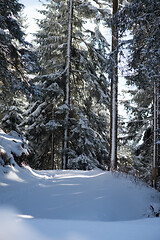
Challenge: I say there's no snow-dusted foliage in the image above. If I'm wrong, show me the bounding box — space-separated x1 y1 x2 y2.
118 0 160 88
1 106 23 133
0 129 29 166
117 0 160 187
25 0 111 170
0 0 38 134
67 109 108 170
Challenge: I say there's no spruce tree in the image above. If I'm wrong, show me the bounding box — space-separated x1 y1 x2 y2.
26 0 110 170
117 0 160 188
0 0 38 133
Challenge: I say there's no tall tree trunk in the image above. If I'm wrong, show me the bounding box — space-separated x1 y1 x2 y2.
51 132 54 170
110 0 118 171
152 81 158 188
62 0 73 169
51 106 55 170
158 84 160 180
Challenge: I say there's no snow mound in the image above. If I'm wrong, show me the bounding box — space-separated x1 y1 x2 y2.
0 129 29 166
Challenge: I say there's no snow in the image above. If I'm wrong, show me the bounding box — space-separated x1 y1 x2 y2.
0 164 160 240
56 104 70 114
0 130 160 239
0 130 29 165
30 102 46 118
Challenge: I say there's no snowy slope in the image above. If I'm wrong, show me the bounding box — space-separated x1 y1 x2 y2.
0 165 160 240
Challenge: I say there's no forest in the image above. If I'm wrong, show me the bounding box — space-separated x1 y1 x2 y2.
0 0 160 190
0 1 160 239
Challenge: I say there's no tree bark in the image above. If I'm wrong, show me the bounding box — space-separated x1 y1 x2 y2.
51 132 54 170
110 0 118 171
158 84 160 179
62 0 73 169
152 81 158 188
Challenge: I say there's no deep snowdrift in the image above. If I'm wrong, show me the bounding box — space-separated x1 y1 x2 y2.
0 164 160 240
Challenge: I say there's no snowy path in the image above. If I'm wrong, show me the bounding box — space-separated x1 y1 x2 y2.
0 166 160 240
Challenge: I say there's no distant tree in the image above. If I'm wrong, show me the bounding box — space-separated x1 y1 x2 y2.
120 87 153 183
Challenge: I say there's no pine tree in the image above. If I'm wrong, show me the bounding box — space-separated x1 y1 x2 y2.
26 0 111 170
117 0 160 188
0 0 38 133
120 87 153 183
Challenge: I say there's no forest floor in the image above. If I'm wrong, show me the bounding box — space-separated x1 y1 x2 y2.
0 165 160 240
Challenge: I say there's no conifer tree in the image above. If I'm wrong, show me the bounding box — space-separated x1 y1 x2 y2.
0 0 38 133
118 0 160 188
26 0 110 170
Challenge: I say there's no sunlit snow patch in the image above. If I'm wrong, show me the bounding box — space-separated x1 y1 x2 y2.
5 170 24 182
17 214 34 219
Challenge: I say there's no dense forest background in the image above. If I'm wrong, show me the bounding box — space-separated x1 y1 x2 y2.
0 0 160 190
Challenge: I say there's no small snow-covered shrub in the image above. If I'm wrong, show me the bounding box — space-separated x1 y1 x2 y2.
0 129 30 166
0 148 10 166
67 154 105 170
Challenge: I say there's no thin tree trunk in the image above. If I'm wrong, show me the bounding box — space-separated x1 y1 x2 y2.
152 81 157 188
63 0 73 169
158 84 160 179
110 0 118 171
51 105 55 170
51 132 54 170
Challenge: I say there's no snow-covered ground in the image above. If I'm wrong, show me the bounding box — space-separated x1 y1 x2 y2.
0 164 160 240
0 130 160 239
